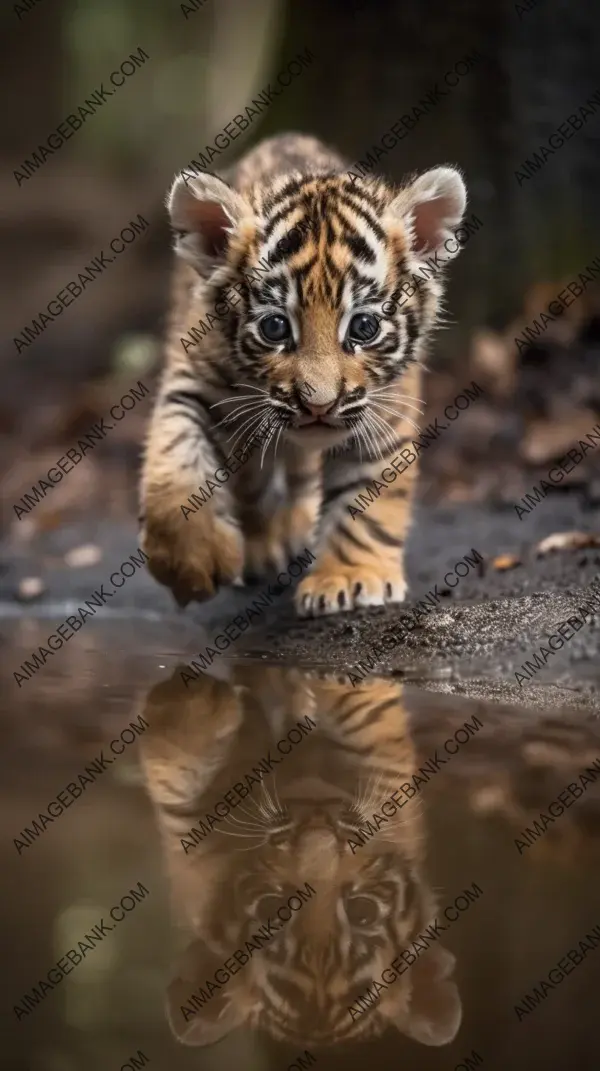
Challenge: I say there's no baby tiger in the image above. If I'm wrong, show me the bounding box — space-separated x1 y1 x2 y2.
140 132 467 616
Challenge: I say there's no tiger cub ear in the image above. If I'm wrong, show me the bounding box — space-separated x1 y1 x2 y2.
166 937 247 1046
404 943 462 1046
167 171 253 276
386 166 467 261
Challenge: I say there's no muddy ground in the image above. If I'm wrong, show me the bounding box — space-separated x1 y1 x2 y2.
3 488 600 718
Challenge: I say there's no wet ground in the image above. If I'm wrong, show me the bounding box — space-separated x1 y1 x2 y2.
2 482 600 1071
5 489 600 709
3 635 600 1071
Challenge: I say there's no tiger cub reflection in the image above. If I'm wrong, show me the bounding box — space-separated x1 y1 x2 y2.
140 665 461 1048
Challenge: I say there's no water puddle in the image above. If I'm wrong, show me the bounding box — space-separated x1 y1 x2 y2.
3 621 600 1070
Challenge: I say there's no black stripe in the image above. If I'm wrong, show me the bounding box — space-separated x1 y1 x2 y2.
349 266 379 292
335 194 386 242
204 423 228 464
327 538 358 567
337 227 376 265
337 520 373 553
266 178 307 212
267 228 310 265
261 205 300 242
323 478 372 509
163 389 210 429
341 179 383 211
287 471 320 491
324 250 343 281
360 513 405 547
337 700 373 725
164 388 212 415
330 740 377 757
404 307 420 339
162 429 191 454
336 274 345 306
292 254 318 283
326 219 337 245
345 697 399 731
320 269 334 303
164 388 229 463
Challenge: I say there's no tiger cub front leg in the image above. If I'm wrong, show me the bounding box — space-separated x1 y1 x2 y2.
242 444 322 579
295 448 418 617
140 381 244 607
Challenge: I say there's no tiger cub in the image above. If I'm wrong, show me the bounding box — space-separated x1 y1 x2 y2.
140 132 467 616
140 664 461 1048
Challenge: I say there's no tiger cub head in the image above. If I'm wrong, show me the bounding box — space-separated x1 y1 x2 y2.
168 137 467 449
145 669 461 1049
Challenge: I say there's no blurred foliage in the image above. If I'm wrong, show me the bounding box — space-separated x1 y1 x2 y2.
3 0 600 380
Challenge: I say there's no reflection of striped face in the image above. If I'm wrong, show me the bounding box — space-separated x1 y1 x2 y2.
168 787 458 1050
234 822 427 1044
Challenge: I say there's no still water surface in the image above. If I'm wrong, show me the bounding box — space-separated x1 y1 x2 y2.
3 620 600 1071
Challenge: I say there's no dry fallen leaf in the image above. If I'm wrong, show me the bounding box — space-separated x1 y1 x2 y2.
521 409 600 466
535 531 600 556
492 554 521 571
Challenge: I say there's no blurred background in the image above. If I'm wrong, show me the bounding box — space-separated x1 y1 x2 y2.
4 3 600 1068
3 0 600 552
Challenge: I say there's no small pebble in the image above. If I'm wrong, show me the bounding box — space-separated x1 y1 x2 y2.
64 544 102 568
17 576 45 602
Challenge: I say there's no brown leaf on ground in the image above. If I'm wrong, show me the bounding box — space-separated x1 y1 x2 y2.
535 531 600 556
521 409 600 466
492 554 521 571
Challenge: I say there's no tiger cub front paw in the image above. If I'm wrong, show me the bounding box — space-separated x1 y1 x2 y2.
141 507 244 607
295 562 407 617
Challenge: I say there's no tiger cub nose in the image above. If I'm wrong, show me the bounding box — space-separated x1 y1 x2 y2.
304 399 337 416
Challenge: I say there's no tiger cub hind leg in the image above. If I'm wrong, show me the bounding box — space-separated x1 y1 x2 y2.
241 445 322 580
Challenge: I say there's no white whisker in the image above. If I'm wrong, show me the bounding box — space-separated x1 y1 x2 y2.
369 397 425 415
214 402 269 429
370 388 426 406
235 800 267 822
273 421 285 459
220 402 270 424
215 828 263 840
260 417 280 468
369 411 405 455
356 412 382 461
220 813 265 832
210 394 269 408
232 382 270 395
369 402 421 434
225 409 268 442
363 410 396 455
